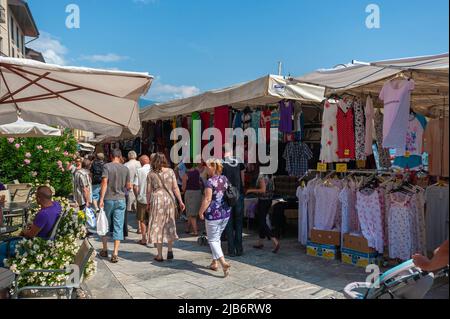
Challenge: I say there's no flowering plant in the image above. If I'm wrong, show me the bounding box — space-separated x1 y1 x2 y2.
3 197 97 289
0 131 77 197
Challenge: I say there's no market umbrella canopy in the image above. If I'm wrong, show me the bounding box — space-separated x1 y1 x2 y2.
0 57 153 137
140 75 325 121
0 117 62 138
294 53 449 117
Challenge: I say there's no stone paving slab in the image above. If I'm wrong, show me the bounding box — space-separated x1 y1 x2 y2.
85 213 449 299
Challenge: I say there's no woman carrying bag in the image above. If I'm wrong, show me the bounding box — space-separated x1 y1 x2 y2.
146 153 185 262
198 158 232 277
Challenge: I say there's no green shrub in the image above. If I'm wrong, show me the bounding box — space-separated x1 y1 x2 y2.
0 131 77 197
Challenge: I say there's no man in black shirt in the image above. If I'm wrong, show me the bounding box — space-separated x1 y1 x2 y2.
222 144 246 256
90 153 105 212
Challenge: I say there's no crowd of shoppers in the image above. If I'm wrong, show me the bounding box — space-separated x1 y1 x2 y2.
66 146 286 279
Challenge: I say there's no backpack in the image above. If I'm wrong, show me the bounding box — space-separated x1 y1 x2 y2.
91 161 104 185
0 237 23 268
224 183 239 207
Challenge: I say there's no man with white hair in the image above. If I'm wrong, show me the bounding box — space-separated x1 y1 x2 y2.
124 151 141 235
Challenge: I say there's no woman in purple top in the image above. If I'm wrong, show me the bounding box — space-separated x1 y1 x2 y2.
198 159 232 277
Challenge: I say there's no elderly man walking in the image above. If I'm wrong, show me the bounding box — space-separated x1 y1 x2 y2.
133 155 152 243
99 149 131 263
124 151 141 236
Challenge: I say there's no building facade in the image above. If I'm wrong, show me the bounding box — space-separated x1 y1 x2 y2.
0 0 39 58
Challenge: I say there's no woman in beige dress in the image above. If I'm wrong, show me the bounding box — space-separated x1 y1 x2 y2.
146 153 185 262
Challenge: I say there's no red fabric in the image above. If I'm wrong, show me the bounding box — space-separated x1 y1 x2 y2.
200 112 211 150
182 116 188 130
214 106 230 148
260 109 271 142
336 106 356 159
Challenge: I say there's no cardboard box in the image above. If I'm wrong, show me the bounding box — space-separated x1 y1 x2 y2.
343 234 377 254
310 229 341 246
306 241 340 260
341 248 381 268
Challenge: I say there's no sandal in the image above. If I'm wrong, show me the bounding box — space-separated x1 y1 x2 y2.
222 263 231 278
272 242 281 254
99 250 108 258
136 240 147 246
209 263 219 271
111 255 119 263
167 251 174 260
154 256 164 262
253 244 264 250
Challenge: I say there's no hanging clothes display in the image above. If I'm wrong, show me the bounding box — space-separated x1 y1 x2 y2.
279 100 293 133
191 112 201 161
320 100 339 163
424 184 449 252
313 183 341 231
356 189 384 253
233 110 243 129
251 110 261 142
297 185 309 245
424 117 449 177
283 141 313 177
388 192 416 260
353 99 366 161
293 103 303 132
242 108 252 130
393 113 427 171
364 96 375 156
379 79 415 149
214 105 230 146
260 108 271 143
339 180 360 245
374 109 392 168
336 99 356 160
200 111 211 150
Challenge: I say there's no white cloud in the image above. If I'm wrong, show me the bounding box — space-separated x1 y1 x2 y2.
27 31 68 65
79 53 129 63
146 78 201 102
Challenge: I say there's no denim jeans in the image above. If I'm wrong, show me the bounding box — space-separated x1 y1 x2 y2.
225 194 244 255
92 184 101 201
104 199 126 241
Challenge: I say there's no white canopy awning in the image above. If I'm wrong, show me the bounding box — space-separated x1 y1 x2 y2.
78 142 95 152
294 53 449 117
0 117 62 138
0 57 153 137
140 74 325 121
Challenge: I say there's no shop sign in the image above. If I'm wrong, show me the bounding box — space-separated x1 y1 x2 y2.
336 163 348 173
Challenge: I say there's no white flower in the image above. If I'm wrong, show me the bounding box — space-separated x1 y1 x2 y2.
10 264 17 272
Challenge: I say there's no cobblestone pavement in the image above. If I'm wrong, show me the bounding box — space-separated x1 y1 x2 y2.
85 214 449 299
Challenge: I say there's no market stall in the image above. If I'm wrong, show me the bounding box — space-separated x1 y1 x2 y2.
292 53 449 266
0 57 153 137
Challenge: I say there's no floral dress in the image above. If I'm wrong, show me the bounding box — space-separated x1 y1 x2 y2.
147 169 179 244
205 175 231 221
353 99 366 161
320 100 339 163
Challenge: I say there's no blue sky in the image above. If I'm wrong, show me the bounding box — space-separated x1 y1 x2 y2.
28 0 449 102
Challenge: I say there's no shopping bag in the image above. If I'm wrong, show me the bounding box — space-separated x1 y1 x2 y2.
96 208 109 236
84 207 97 230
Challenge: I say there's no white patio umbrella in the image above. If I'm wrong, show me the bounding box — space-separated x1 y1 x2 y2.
0 117 62 138
0 57 153 137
